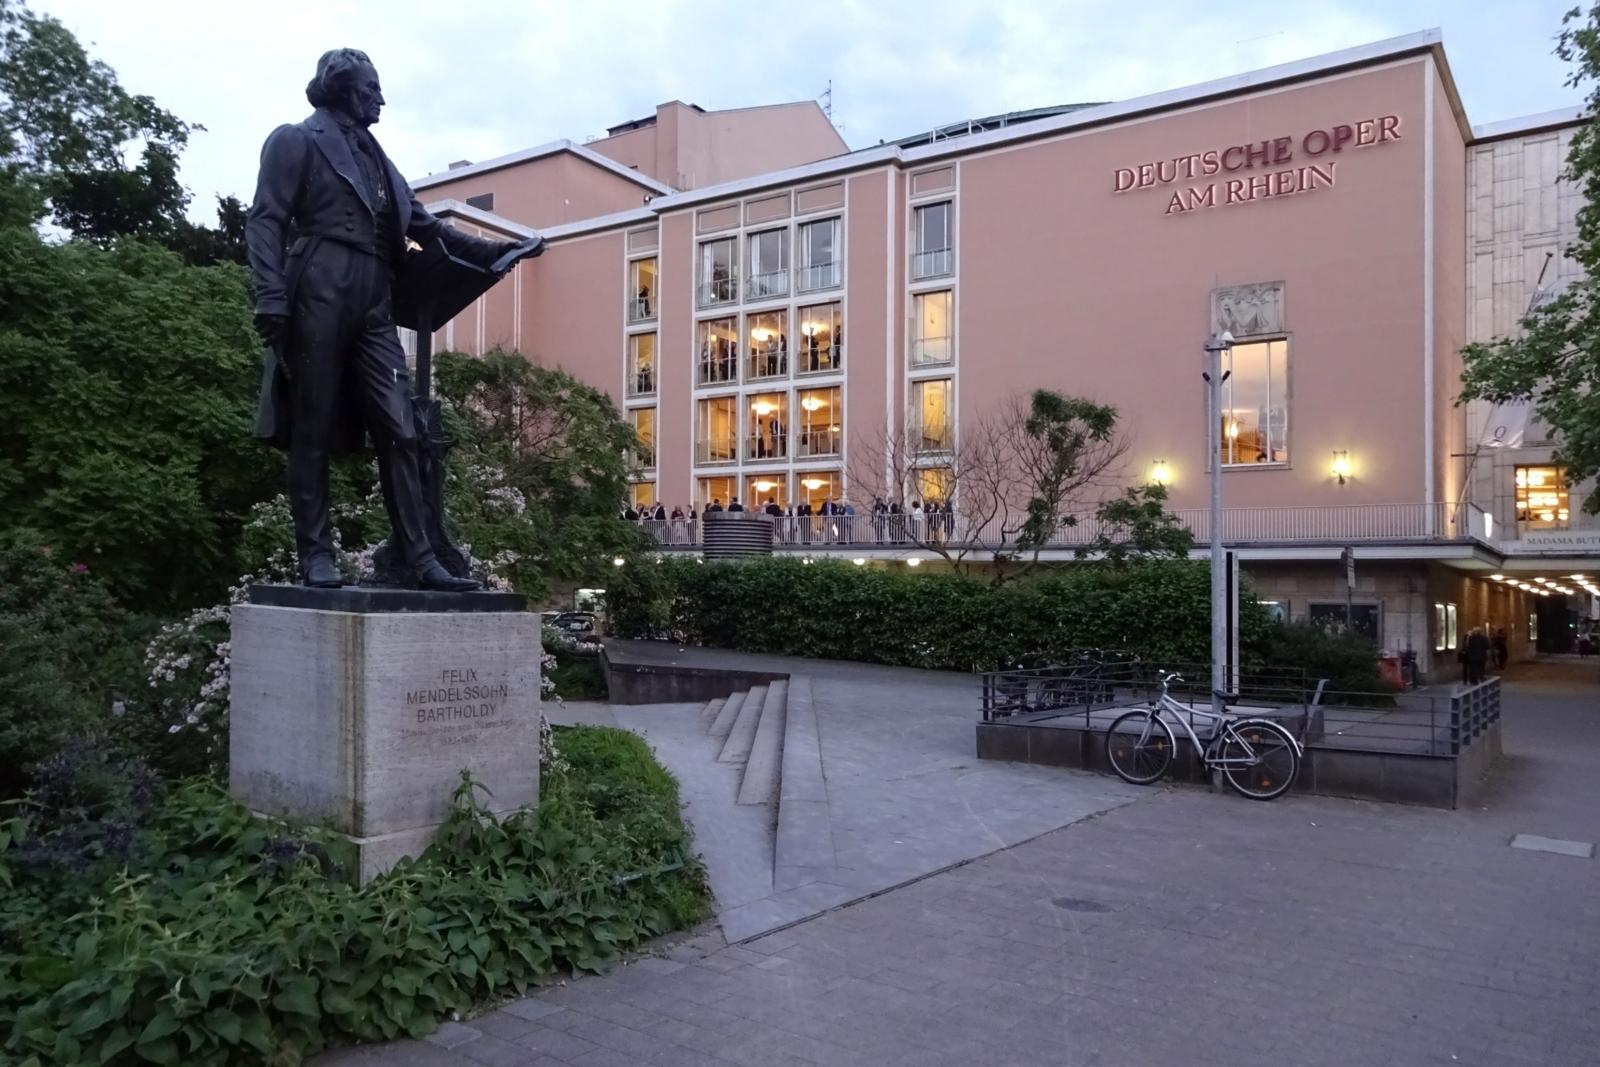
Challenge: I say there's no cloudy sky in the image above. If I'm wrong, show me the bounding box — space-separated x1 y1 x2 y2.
35 0 1587 222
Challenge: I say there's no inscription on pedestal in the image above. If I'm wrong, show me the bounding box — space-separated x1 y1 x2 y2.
402 667 516 743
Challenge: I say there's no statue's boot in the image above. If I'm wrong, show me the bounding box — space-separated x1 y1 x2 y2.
417 561 480 593
302 556 344 588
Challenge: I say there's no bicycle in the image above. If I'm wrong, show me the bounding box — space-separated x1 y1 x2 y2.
1104 671 1303 800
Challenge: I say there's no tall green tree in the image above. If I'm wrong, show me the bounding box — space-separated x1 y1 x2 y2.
1459 5 1600 514
0 0 195 241
0 228 275 610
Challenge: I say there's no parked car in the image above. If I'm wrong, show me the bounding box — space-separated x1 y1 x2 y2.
551 611 596 635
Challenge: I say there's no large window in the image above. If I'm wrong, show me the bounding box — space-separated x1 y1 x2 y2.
797 301 842 374
627 333 655 397
628 258 657 322
695 395 738 463
747 310 788 380
1219 339 1288 465
747 228 789 300
629 482 655 511
912 201 952 279
912 378 953 451
697 318 738 386
911 290 953 366
747 474 788 510
1515 465 1569 529
697 475 737 510
1434 602 1459 652
796 470 842 511
629 406 656 469
798 217 841 292
797 386 841 458
697 237 737 307
915 466 954 506
747 392 789 461
1308 602 1381 642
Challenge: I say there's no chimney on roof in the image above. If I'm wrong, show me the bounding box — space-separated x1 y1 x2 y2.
448 159 471 170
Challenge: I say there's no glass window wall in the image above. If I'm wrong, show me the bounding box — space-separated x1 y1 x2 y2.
697 318 738 386
627 332 656 397
697 475 737 511
911 378 953 452
695 395 738 463
797 386 841 458
747 228 789 300
797 217 841 292
1515 465 1569 529
698 237 737 307
629 406 656 469
797 302 842 374
747 310 788 379
628 258 657 322
1219 339 1289 465
747 474 788 511
912 201 952 279
911 290 953 366
746 392 789 461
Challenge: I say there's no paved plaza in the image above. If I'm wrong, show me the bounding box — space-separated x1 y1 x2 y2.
318 659 1600 1066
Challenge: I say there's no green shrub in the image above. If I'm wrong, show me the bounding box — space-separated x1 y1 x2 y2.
0 728 709 1066
610 556 1277 673
0 530 144 800
1261 619 1390 697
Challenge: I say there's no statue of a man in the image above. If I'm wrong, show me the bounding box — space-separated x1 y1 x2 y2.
245 48 523 591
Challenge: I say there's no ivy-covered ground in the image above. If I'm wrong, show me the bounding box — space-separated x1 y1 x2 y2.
0 726 709 1067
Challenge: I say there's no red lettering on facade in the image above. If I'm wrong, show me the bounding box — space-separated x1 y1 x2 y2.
1331 124 1354 151
1303 129 1330 156
1378 114 1402 142
1221 145 1246 171
1201 149 1221 175
1272 136 1293 164
1114 167 1136 192
1356 119 1377 146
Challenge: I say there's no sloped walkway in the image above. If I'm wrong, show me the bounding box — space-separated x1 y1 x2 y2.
605 643 1142 941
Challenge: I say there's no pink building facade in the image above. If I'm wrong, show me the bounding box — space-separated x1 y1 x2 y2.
406 32 1599 677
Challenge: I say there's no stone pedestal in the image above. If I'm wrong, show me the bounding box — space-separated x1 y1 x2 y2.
229 585 540 882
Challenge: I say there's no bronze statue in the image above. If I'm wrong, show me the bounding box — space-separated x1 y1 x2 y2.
245 48 540 590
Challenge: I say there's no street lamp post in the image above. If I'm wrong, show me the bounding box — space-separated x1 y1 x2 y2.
1203 331 1234 718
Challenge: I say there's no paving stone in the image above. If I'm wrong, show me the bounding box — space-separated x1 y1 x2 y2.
500 999 565 1023
423 1022 482 1050
1509 833 1594 858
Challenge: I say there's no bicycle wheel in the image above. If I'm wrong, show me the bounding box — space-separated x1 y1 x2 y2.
1105 710 1175 785
1219 719 1300 800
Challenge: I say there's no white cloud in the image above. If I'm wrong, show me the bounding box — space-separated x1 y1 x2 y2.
32 0 1581 224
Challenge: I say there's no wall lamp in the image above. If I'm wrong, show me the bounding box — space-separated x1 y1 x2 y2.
1149 459 1172 487
1331 450 1352 485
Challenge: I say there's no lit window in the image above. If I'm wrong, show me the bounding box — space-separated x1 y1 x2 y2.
1220 339 1289 465
747 229 789 300
1447 603 1458 651
627 333 655 397
1515 465 1569 529
912 201 952 279
797 302 842 373
798 217 841 291
747 309 788 380
697 318 738 386
797 386 841 458
912 378 953 452
697 475 736 510
698 237 737 307
746 392 789 461
747 474 788 509
629 406 656 469
1434 603 1447 652
695 395 738 463
915 466 954 506
912 290 953 366
628 258 657 322
629 481 655 511
796 470 842 511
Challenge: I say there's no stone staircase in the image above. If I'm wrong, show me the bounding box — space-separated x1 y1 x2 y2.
698 679 789 807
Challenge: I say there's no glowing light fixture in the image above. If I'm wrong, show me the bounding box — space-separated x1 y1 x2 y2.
1226 420 1240 439
801 477 824 490
800 320 821 336
1489 574 1506 581
1331 450 1352 485
801 396 825 412
753 400 775 416
753 479 776 493
852 558 867 566
1150 459 1172 487
612 556 626 568
751 326 774 342
906 558 922 568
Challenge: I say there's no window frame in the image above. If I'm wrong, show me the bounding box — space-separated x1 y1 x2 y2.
694 394 739 464
1218 337 1290 468
797 216 842 293
627 257 658 323
910 289 955 367
796 301 843 375
910 377 954 453
1514 464 1570 530
696 317 739 387
911 201 953 280
629 405 656 470
746 227 790 301
697 236 738 308
796 385 842 459
626 332 656 398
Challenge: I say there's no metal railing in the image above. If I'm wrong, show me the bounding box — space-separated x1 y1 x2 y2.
797 428 841 458
640 502 1499 551
747 270 789 300
748 347 788 379
697 276 736 307
626 295 654 323
797 262 841 291
626 369 655 397
696 355 738 385
912 248 953 279
797 342 842 374
745 432 788 461
693 439 738 464
911 338 953 366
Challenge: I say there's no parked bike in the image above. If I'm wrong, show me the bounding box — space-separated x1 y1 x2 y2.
1105 671 1302 800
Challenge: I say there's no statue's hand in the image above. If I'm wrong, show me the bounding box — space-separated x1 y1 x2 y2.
254 313 289 347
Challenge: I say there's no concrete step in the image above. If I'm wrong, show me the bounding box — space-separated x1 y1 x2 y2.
718 684 767 764
773 676 837 890
697 697 725 732
709 689 747 740
737 678 788 806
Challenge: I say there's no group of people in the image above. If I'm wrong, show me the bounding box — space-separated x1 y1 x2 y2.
624 496 959 547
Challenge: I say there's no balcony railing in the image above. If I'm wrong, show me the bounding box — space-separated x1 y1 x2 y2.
637 502 1496 551
745 431 789 461
697 354 738 386
748 346 788 379
797 342 842 374
747 270 789 300
698 276 736 308
627 295 655 323
909 423 953 452
626 367 655 397
693 439 738 464
797 428 840 458
911 337 952 366
912 248 953 280
798 262 841 292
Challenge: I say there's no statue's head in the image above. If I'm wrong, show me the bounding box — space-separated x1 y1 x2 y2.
306 48 384 127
